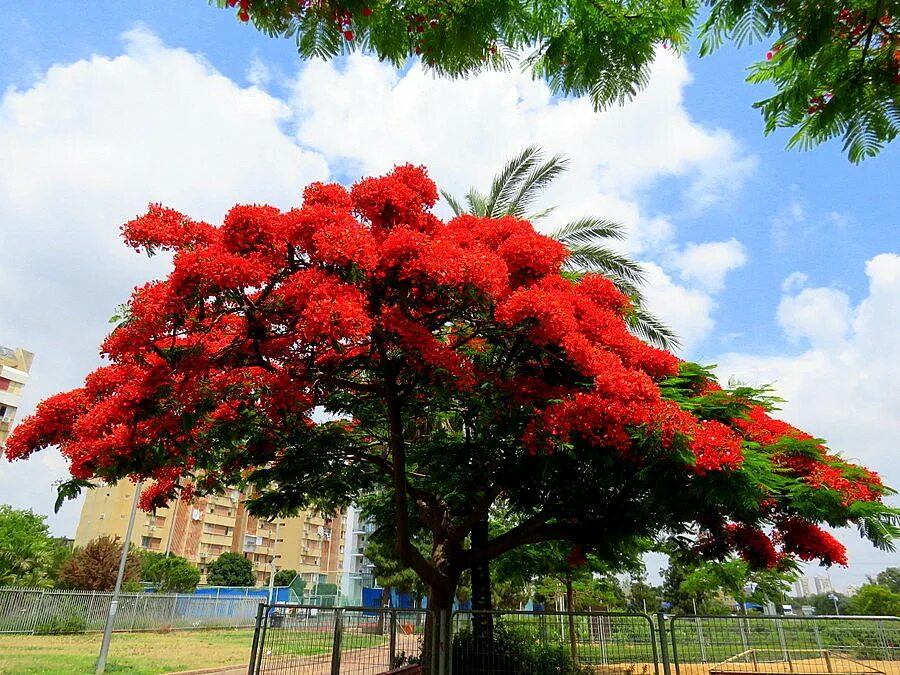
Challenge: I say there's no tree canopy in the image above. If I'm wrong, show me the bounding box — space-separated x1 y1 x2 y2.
0 505 70 588
141 552 201 593
6 164 899 663
214 0 900 161
206 552 255 587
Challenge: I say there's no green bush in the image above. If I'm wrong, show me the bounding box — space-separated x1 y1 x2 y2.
452 622 592 674
33 614 87 635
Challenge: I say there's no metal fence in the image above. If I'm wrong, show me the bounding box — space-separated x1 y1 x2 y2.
669 615 900 675
0 586 260 634
249 604 429 675
451 609 659 674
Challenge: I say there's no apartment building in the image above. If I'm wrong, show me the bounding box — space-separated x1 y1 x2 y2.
75 481 345 587
0 345 34 454
340 505 377 605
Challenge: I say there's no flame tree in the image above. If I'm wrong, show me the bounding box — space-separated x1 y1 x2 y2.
7 165 898 663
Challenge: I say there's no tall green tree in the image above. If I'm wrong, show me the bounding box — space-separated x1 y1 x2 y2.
0 505 68 588
214 1 900 161
142 553 201 593
849 584 900 616
206 552 255 587
875 567 900 593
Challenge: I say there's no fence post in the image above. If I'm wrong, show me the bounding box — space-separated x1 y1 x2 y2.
330 608 343 675
878 620 891 662
32 589 48 635
130 595 141 632
657 612 672 675
168 595 178 629
247 603 265 675
389 609 397 668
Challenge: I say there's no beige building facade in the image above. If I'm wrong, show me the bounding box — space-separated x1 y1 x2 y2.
75 481 345 587
0 345 34 454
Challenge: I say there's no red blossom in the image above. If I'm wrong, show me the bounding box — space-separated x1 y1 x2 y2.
776 518 848 566
727 524 779 569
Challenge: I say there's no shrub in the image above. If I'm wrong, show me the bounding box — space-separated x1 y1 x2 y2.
33 614 87 635
452 622 592 675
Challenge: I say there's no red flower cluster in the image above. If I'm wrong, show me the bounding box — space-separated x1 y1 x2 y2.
726 524 779 569
776 519 848 566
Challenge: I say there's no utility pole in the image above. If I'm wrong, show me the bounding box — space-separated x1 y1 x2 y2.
96 481 143 674
163 485 181 557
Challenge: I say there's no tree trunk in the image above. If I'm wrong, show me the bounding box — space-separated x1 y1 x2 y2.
423 581 456 675
470 517 494 645
565 572 579 665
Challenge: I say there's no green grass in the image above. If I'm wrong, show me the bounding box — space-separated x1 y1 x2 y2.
0 629 256 674
0 627 391 674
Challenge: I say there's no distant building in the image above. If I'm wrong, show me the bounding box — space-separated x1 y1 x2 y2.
794 577 811 598
75 481 345 587
340 505 377 605
0 345 34 454
814 576 834 595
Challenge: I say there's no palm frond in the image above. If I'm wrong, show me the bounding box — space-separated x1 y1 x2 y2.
565 245 647 284
465 187 491 217
484 145 543 217
441 189 466 217
627 306 681 351
507 154 569 218
551 217 627 245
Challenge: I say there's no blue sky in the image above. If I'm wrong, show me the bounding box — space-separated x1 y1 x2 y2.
1 2 898 590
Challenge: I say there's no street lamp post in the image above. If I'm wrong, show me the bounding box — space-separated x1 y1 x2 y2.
96 481 143 675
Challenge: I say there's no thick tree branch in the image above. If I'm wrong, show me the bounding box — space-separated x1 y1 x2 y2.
464 516 585 569
446 485 504 546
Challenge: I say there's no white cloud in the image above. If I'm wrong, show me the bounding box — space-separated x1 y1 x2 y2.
668 238 748 292
777 285 852 348
715 254 900 587
291 50 754 207
0 27 329 535
640 262 717 352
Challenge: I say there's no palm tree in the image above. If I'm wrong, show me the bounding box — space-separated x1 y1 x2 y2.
442 145 678 350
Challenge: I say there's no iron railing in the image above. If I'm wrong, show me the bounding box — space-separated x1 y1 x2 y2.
247 606 900 675
249 604 429 675
451 609 658 674
669 615 900 675
0 586 260 634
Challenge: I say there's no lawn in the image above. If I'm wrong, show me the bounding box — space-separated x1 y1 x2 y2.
0 629 256 674
0 628 390 674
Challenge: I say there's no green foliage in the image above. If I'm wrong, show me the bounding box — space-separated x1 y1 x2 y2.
57 536 142 591
33 614 88 635
452 621 593 675
626 575 663 612
849 584 900 616
214 1 694 111
365 535 426 600
679 558 798 610
875 567 900 593
143 554 201 593
205 552 255 587
273 568 297 587
701 0 900 162
214 1 900 161
0 505 70 587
